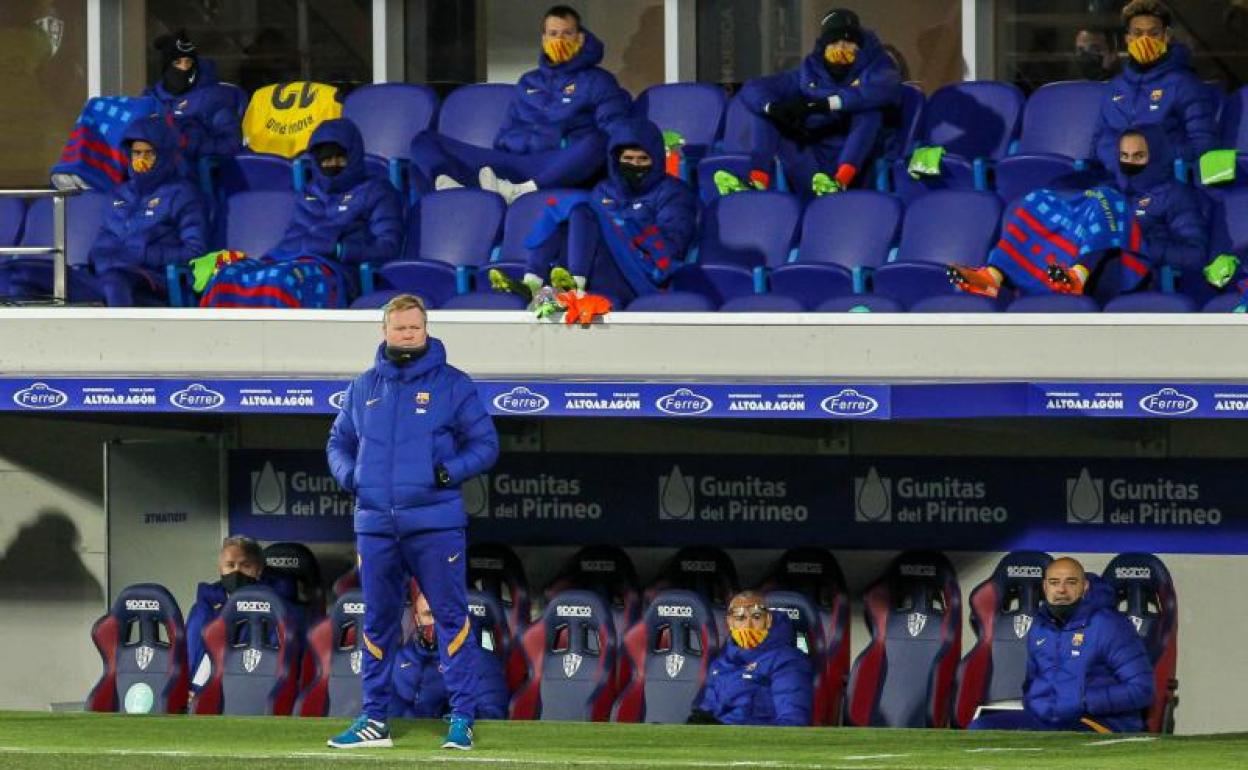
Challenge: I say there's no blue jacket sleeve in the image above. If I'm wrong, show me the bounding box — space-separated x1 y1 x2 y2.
200 97 244 157
832 66 903 114
739 71 801 117
144 187 208 268
769 651 814 726
654 181 698 259
1093 97 1120 172
87 207 125 269
340 184 404 265
696 666 723 716
440 375 499 485
495 87 530 154
1177 76 1217 162
1083 615 1155 717
591 72 632 135
1152 187 1209 268
326 380 359 493
836 109 885 173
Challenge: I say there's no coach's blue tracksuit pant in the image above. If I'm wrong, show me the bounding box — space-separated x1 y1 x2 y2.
356 527 479 723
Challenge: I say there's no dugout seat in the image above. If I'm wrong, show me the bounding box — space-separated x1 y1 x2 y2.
436 83 515 149
477 188 581 289
468 543 533 637
1105 553 1179 734
262 541 326 620
192 585 302 716
645 547 741 637
511 589 619 721
757 548 852 725
468 588 526 693
694 94 782 203
545 545 643 637
994 81 1109 203
86 583 189 714
633 83 727 181
766 590 847 726
613 590 720 724
295 590 365 717
952 551 1052 728
846 551 963 728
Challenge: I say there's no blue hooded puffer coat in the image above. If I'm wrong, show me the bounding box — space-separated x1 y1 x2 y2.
144 58 243 160
696 612 814 726
1115 124 1209 270
389 636 509 719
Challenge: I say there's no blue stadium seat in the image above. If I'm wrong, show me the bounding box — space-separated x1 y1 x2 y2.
478 188 579 289
295 590 365 717
814 295 903 312
217 189 297 256
1006 294 1100 312
1177 188 1248 303
871 190 1002 308
374 189 506 307
441 292 527 310
718 294 804 312
952 551 1052 728
644 547 740 641
1103 292 1198 313
437 83 515 149
262 542 326 625
343 83 438 161
349 289 405 310
670 191 802 304
909 293 1002 312
892 81 1025 200
846 551 963 728
511 589 619 721
211 153 296 198
1202 293 1241 312
769 191 903 307
1104 553 1179 734
695 94 782 202
468 543 533 692
613 590 720 724
634 84 727 179
626 291 717 312
0 198 25 246
2 192 110 302
544 545 643 653
86 583 189 714
995 81 1110 203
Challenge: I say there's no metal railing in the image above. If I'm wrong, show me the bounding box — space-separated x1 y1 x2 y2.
0 188 81 303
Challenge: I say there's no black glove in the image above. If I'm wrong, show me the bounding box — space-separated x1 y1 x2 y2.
765 97 809 130
435 464 453 488
687 708 722 725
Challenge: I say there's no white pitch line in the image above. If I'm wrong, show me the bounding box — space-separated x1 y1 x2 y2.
965 747 1045 753
842 754 911 761
1086 736 1158 747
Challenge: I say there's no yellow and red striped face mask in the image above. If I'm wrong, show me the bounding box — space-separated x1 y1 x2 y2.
1127 36 1167 65
824 45 857 67
543 36 583 65
730 627 769 649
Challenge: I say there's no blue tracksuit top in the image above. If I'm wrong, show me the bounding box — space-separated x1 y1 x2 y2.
143 58 243 161
389 639 509 720
327 338 499 535
1113 124 1209 270
87 116 207 274
184 572 297 691
1024 576 1154 733
272 118 403 265
697 613 813 726
495 29 631 155
739 30 903 171
1093 43 1216 170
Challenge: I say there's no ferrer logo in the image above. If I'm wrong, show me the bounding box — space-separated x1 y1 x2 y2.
655 388 713 416
124 599 161 611
492 386 549 414
820 388 879 417
170 383 226 411
656 605 694 618
12 382 68 410
1138 388 1198 416
555 605 592 618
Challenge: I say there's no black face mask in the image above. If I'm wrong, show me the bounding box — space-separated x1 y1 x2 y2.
162 66 196 96
1075 50 1108 79
1119 161 1148 177
385 343 428 366
220 571 257 594
1047 598 1082 624
618 163 650 192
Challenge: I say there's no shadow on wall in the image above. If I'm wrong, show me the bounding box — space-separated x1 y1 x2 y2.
0 509 103 602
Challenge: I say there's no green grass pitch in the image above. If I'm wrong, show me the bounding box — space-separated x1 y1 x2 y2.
1 711 1246 769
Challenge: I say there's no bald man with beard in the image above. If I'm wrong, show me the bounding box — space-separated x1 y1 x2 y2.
970 557 1154 733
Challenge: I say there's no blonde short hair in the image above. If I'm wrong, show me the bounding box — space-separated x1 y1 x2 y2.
382 293 428 325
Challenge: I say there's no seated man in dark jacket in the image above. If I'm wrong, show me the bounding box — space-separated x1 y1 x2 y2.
143 30 243 163
390 589 509 720
687 591 812 727
737 8 902 198
409 5 630 202
970 557 1154 732
490 118 697 306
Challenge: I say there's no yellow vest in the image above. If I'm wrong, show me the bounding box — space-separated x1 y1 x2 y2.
241 82 342 158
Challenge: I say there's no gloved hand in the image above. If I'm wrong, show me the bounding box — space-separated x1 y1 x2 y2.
687 708 722 725
764 97 809 131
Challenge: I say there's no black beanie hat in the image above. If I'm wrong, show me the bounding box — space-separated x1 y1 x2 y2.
154 29 197 72
820 8 864 46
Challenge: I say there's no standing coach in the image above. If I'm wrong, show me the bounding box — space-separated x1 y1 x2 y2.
326 293 499 751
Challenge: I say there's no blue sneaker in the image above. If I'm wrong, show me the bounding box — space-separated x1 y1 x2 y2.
327 715 393 749
442 715 474 750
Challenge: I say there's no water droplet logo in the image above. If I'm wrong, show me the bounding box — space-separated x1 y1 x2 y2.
658 465 695 520
655 388 713 416
1066 468 1103 524
170 383 225 411
12 382 69 410
853 466 892 522
251 461 287 516
492 386 549 414
820 388 879 417
1138 387 1198 416
462 474 490 518
328 389 348 410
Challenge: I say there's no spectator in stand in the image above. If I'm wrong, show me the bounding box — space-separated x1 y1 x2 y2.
143 30 243 162
408 5 631 203
1073 28 1119 81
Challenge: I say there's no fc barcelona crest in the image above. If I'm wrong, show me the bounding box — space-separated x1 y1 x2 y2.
242 648 263 673
906 612 927 637
665 653 686 679
350 649 363 675
416 392 430 406
135 644 155 671
563 652 583 678
1013 614 1033 639
1150 89 1164 102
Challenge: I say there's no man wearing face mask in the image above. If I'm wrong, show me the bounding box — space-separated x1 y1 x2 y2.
1073 28 1119 82
737 8 902 198
143 30 243 162
389 587 509 720
1092 1 1215 173
687 591 812 727
184 536 297 700
969 557 1153 732
489 118 696 306
200 118 403 307
408 5 630 202
327 293 498 751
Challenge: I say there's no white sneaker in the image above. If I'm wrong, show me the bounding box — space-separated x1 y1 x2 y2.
435 174 464 191
511 180 538 202
478 166 501 193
